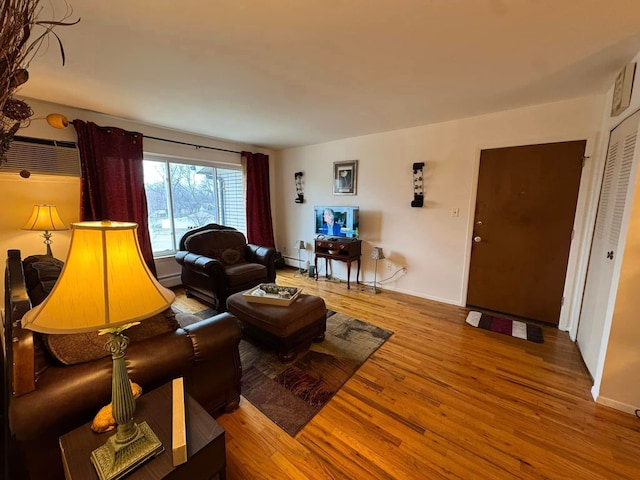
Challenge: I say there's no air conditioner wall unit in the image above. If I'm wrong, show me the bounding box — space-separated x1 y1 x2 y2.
0 136 81 177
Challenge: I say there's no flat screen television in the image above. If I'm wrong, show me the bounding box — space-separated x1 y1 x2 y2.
314 205 359 238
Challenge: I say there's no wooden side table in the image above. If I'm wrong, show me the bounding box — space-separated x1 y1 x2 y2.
314 236 362 289
60 382 226 480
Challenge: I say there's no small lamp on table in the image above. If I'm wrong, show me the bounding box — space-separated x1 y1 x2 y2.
22 204 68 257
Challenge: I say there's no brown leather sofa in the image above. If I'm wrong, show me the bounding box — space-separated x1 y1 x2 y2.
175 223 277 311
2 249 243 480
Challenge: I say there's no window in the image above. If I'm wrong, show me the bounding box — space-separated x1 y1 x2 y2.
143 157 245 257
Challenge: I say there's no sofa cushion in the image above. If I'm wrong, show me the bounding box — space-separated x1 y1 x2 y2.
23 255 64 306
225 263 268 287
42 308 180 365
184 229 248 264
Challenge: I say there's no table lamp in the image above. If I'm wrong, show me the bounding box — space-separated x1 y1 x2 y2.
22 204 68 256
21 220 175 480
297 240 306 273
370 247 385 294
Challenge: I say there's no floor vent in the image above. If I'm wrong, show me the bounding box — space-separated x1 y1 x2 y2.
0 135 81 177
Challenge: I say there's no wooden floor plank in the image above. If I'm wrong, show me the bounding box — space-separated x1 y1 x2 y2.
174 268 640 479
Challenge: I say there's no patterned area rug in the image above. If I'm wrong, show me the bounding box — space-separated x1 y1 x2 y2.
240 310 393 436
465 310 544 343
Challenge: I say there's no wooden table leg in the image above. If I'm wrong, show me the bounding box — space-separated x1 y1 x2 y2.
346 260 351 289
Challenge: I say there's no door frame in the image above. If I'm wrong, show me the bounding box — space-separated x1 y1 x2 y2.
462 134 602 334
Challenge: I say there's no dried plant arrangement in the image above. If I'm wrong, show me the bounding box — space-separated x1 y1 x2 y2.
0 0 79 163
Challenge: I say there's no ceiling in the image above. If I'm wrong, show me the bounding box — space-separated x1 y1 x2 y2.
19 0 640 150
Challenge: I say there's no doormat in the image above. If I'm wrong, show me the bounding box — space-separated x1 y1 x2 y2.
239 310 393 436
465 311 543 343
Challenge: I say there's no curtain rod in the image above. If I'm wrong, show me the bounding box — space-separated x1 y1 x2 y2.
143 134 242 155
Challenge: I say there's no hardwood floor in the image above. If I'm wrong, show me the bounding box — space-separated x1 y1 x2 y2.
175 268 640 479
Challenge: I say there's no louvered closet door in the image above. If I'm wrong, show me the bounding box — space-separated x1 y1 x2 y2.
577 109 640 379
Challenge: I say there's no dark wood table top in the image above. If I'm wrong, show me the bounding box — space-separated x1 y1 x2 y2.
59 382 225 480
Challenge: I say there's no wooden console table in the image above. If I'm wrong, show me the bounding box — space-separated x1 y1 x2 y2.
60 382 226 480
314 236 362 289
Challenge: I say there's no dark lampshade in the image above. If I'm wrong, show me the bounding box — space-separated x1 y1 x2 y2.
370 247 385 261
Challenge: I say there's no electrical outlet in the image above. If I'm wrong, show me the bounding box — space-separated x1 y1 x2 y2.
386 261 392 271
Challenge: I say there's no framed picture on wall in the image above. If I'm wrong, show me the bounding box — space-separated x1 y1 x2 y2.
333 160 358 195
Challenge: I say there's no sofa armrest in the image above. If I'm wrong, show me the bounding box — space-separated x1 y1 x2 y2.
175 251 225 277
246 244 277 282
5 249 36 397
9 314 243 442
180 312 242 364
176 312 243 412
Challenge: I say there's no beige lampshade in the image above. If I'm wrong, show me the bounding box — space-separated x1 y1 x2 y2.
370 247 385 260
22 204 68 231
22 220 175 334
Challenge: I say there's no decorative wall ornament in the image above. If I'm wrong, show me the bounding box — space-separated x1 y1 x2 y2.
0 0 79 164
611 62 636 117
333 160 357 195
294 171 304 203
411 162 425 207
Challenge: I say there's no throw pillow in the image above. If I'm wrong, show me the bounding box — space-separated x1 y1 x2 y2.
220 247 244 265
22 255 64 306
42 308 180 365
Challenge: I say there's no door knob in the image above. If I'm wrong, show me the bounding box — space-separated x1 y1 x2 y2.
474 236 482 243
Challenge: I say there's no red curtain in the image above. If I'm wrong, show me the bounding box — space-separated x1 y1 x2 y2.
243 151 275 248
73 120 157 276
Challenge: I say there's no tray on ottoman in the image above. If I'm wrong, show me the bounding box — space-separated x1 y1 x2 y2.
243 283 302 306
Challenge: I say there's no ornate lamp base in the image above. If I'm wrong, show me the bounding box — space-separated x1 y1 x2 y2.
90 421 164 480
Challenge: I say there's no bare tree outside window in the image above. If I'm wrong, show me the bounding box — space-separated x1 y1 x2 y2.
144 159 245 256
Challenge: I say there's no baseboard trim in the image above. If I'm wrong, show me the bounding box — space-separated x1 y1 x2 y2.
596 395 639 415
158 273 181 288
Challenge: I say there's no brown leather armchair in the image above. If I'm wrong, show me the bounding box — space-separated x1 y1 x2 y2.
175 224 277 311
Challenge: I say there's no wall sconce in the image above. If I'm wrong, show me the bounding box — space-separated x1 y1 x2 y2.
370 247 385 294
295 171 304 203
22 204 69 257
411 162 425 207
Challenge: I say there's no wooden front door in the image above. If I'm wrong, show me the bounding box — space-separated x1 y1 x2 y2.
467 141 586 325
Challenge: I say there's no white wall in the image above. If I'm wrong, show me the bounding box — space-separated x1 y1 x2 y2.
274 95 606 329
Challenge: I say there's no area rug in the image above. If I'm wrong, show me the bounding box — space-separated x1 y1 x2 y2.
465 310 543 343
239 310 393 436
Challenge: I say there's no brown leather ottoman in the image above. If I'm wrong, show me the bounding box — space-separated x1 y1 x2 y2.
227 291 327 362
